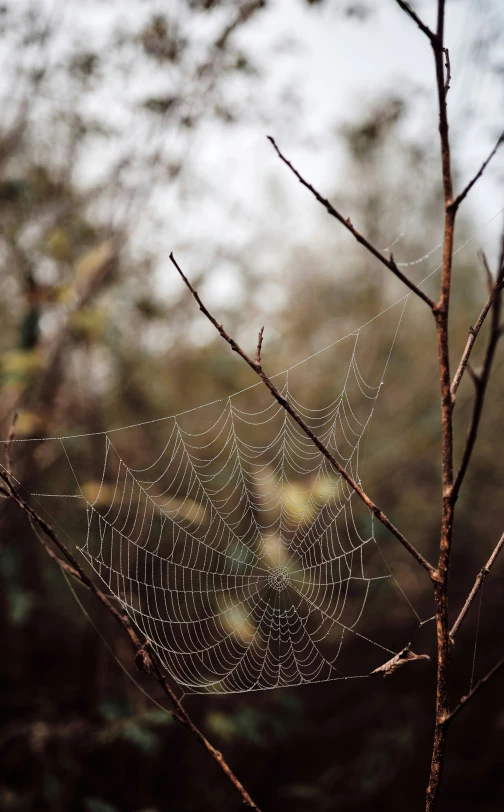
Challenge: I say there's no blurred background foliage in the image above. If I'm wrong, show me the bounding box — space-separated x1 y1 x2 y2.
1 0 504 810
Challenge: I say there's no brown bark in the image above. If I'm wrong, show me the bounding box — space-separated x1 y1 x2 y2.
0 469 261 811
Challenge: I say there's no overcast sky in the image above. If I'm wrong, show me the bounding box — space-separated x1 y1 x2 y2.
4 0 504 329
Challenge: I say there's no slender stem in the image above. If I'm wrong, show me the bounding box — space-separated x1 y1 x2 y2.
169 252 436 576
450 280 504 403
450 132 504 212
450 532 504 641
0 468 261 811
446 655 504 724
267 137 436 310
393 0 436 42
426 3 456 809
453 258 504 501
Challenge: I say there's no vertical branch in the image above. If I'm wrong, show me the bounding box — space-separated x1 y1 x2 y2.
427 3 455 810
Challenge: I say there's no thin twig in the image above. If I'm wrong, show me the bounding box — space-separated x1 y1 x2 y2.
450 280 504 403
255 325 264 369
169 252 436 577
443 48 451 94
0 468 261 811
446 655 504 724
393 0 437 42
480 250 494 292
4 412 18 479
450 532 504 641
450 132 504 212
453 250 504 500
267 136 436 311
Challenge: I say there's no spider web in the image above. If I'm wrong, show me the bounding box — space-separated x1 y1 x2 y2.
26 296 429 695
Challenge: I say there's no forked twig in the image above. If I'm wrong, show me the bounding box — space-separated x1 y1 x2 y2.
453 249 504 500
169 252 436 577
450 279 504 403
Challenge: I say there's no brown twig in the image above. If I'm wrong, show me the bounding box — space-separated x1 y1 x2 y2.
446 655 504 724
0 468 261 811
453 250 504 501
450 279 504 403
169 252 436 576
450 532 504 641
4 412 18 480
480 250 494 291
267 136 436 311
255 325 264 369
423 2 457 808
450 132 504 212
393 0 437 42
443 48 451 94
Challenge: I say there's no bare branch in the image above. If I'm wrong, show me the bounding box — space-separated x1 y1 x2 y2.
267 137 436 310
443 48 451 94
4 412 18 480
255 325 264 369
394 0 437 42
0 468 261 811
426 3 457 807
450 531 504 641
450 132 504 212
480 250 494 292
170 253 436 576
446 655 504 724
450 279 504 403
453 253 504 500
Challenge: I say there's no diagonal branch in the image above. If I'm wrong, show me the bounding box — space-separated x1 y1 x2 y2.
0 467 261 811
446 654 504 724
450 132 504 212
267 137 436 311
393 0 437 42
169 253 436 577
450 277 504 404
453 249 504 500
450 531 504 641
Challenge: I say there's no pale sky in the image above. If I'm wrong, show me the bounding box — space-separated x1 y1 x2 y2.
3 0 504 330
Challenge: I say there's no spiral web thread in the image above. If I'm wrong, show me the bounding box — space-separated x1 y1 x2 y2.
37 297 430 696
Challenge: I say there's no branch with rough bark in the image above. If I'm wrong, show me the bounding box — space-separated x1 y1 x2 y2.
266 136 436 310
393 0 503 808
0 466 261 811
169 252 435 576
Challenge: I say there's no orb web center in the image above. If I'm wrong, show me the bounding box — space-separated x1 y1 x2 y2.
268 566 290 592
